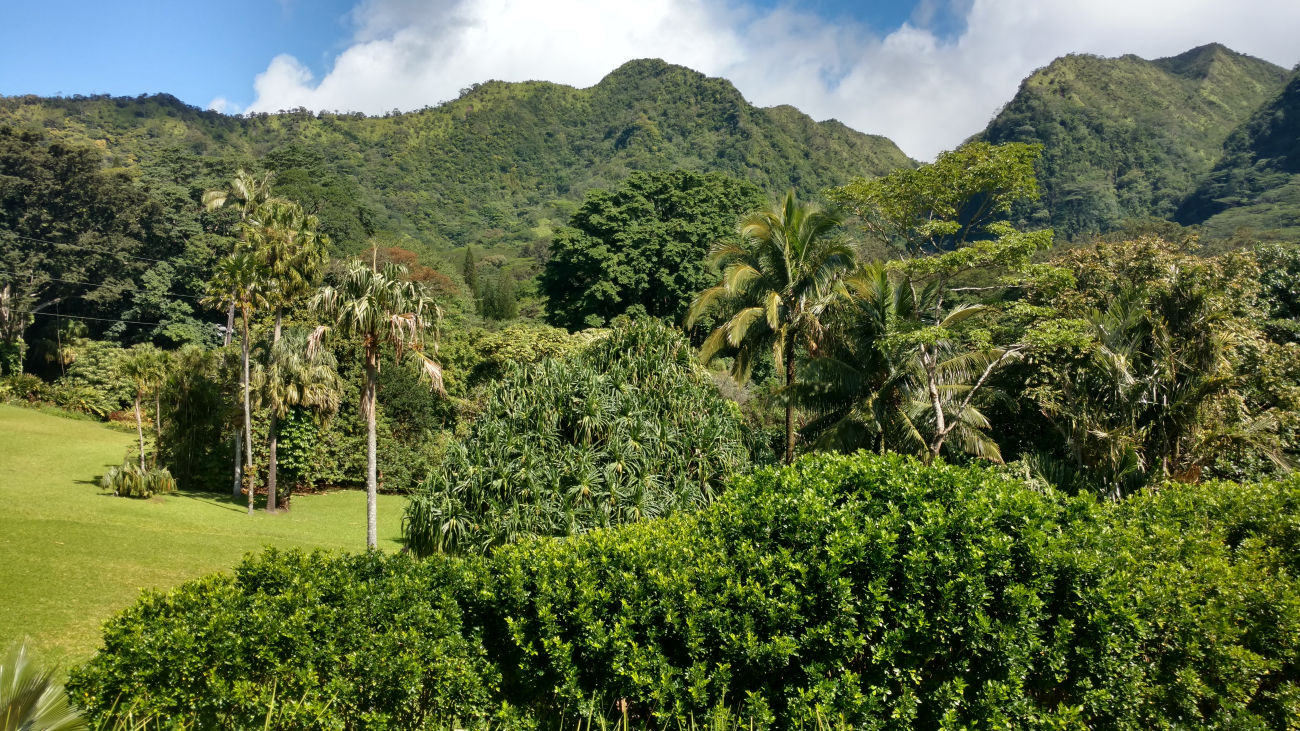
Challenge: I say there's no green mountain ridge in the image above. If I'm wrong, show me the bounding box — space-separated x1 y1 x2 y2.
0 59 912 261
1177 66 1300 239
979 43 1289 240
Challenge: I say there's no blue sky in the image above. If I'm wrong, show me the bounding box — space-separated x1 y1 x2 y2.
2 0 1297 159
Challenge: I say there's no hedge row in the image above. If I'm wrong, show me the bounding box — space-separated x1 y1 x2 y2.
67 453 1300 728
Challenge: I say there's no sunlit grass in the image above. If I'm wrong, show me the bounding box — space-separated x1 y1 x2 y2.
0 403 405 670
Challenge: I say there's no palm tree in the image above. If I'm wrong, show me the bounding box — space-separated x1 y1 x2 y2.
0 640 85 731
203 253 267 515
117 344 169 470
311 260 443 548
204 170 273 496
244 198 329 512
688 191 851 464
798 263 1017 464
255 328 341 510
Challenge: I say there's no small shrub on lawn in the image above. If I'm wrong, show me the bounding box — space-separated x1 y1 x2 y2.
100 462 177 498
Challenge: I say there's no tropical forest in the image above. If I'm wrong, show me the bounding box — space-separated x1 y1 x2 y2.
3 31 1300 729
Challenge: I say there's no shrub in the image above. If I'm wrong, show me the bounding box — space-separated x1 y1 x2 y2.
67 550 496 729
404 317 755 554
100 462 177 498
69 454 1300 729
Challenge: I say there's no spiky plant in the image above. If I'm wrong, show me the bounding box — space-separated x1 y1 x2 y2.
0 641 85 731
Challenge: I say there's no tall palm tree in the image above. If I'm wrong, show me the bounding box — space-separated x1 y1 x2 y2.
310 260 443 548
117 344 169 470
244 198 329 512
203 253 267 515
204 170 274 496
688 191 851 464
255 328 341 509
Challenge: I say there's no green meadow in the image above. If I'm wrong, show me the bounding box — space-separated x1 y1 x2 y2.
0 403 405 670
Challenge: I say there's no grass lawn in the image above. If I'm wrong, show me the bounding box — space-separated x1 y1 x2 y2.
0 403 406 671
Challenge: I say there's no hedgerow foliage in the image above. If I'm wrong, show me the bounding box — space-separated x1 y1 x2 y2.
69 453 1300 729
403 317 754 554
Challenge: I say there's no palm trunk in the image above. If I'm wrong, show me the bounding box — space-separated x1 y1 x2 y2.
133 392 145 470
924 345 946 465
784 331 796 465
266 308 283 513
226 298 239 498
153 392 162 468
363 348 379 549
241 311 255 516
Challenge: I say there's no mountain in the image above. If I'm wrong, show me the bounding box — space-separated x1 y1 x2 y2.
0 59 911 260
979 44 1288 240
1177 67 1300 239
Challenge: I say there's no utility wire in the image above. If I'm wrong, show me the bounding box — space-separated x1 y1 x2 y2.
3 232 174 264
0 269 204 301
15 310 163 327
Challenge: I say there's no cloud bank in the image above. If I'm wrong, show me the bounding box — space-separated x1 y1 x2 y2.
243 0 1300 160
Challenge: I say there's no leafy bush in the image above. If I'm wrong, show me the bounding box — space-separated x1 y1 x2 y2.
404 318 754 554
67 550 496 729
69 454 1300 729
100 462 177 498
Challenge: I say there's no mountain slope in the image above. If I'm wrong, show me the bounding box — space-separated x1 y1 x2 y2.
1177 66 1300 239
980 44 1288 240
0 59 911 258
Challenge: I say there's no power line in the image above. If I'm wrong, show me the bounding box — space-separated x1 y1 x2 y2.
0 269 204 301
15 310 164 327
3 232 172 264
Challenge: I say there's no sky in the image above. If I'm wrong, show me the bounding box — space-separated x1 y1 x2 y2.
2 0 1298 160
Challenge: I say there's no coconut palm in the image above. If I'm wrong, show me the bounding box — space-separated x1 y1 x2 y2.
255 327 341 509
117 344 169 470
0 640 85 731
244 199 329 512
203 253 268 515
688 190 852 464
798 263 1017 464
310 260 443 548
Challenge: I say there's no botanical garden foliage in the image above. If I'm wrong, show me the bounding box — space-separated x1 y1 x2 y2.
541 169 764 329
69 452 1300 729
403 317 753 554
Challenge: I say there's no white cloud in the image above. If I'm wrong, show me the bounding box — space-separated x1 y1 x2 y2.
245 0 1300 160
207 96 241 114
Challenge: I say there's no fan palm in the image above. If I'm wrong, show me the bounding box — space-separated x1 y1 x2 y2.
244 199 329 512
203 253 268 515
1 640 85 731
310 260 443 548
117 344 169 470
255 328 341 509
688 190 851 464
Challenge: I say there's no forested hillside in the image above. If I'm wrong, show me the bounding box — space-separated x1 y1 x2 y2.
1178 66 1300 238
980 43 1288 240
0 58 910 259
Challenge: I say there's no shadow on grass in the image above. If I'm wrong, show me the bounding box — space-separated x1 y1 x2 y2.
171 489 261 513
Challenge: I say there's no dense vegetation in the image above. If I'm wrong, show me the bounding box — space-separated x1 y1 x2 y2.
981 44 1288 240
67 453 1300 729
404 318 755 554
1179 67 1300 239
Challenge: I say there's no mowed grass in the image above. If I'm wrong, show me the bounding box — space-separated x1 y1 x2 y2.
0 403 406 670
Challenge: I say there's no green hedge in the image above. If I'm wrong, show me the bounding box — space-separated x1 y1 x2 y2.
68 453 1300 728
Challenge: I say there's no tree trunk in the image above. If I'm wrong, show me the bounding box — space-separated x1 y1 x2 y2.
363 348 379 549
266 308 283 513
153 392 162 468
232 428 243 500
924 345 946 465
133 392 145 471
784 331 796 465
226 298 239 498
241 312 255 516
